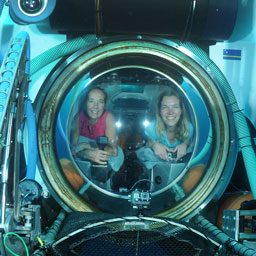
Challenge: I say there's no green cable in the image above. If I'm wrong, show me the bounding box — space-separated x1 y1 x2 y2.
3 232 29 256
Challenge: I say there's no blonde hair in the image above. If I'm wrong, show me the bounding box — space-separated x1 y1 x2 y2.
155 89 189 141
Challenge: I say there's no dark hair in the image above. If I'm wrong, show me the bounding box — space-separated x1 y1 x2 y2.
81 87 108 116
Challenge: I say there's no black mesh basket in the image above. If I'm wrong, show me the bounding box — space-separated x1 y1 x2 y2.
51 213 224 256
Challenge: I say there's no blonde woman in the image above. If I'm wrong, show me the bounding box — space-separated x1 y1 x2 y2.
137 89 193 168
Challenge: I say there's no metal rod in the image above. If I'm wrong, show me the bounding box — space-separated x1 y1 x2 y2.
13 86 25 222
1 106 15 225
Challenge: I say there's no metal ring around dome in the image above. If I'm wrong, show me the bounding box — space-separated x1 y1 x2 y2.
34 36 238 219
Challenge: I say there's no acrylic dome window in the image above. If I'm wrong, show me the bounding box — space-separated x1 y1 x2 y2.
35 38 237 219
57 68 198 197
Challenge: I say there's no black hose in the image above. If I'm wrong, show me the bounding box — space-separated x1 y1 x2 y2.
194 215 256 256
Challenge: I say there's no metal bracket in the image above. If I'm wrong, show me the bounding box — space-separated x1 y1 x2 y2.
223 209 256 240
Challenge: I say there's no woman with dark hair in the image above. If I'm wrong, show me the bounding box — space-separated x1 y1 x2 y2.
71 87 124 180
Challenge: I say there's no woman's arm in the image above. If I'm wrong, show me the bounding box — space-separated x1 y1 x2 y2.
104 112 118 156
146 136 170 161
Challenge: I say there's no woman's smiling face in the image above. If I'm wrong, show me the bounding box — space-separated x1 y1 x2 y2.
160 95 182 130
86 89 105 121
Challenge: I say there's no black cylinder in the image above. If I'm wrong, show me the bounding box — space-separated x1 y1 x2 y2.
50 0 238 41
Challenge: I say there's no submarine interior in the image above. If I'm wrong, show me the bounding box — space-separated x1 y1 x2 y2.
0 0 256 255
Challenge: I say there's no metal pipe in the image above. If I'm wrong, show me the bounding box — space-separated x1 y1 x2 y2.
0 104 15 225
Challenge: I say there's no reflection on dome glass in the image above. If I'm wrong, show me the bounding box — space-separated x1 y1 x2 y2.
54 67 210 215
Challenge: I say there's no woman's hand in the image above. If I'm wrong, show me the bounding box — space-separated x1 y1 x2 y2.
90 148 110 165
74 143 110 165
173 142 188 161
152 142 172 161
151 141 188 162
86 148 110 165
